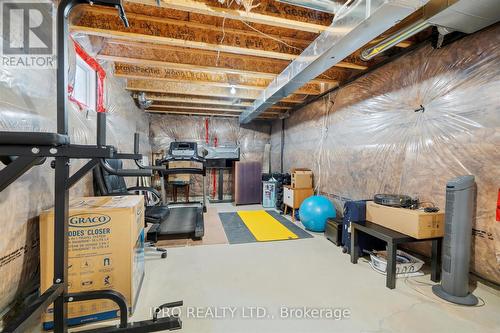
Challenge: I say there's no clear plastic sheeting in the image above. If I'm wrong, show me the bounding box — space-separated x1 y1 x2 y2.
149 115 271 198
0 34 151 315
271 25 500 284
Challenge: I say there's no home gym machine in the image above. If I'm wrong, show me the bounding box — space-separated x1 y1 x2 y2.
147 142 207 241
0 1 182 332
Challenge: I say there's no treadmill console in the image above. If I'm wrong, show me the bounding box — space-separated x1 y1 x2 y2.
169 142 197 158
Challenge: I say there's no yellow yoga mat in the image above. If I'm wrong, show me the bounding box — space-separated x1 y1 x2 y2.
237 210 298 242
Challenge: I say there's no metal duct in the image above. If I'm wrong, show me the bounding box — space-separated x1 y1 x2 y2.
239 0 429 124
361 0 500 60
137 92 153 109
428 0 500 34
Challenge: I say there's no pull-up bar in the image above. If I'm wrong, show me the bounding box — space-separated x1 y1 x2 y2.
0 1 183 332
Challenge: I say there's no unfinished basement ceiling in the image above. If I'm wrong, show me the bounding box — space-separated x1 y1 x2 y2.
69 0 431 120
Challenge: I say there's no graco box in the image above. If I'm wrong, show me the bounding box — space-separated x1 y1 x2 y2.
39 196 145 330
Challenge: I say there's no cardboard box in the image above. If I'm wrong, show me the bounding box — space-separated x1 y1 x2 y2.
168 161 191 183
291 168 313 189
39 196 145 330
366 201 444 239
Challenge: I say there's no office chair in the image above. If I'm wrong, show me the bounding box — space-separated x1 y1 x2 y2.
93 159 167 258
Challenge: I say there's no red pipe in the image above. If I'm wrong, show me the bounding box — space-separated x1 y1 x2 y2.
205 118 209 144
211 136 218 198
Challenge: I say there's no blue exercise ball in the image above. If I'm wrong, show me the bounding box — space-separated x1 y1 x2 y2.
299 196 336 232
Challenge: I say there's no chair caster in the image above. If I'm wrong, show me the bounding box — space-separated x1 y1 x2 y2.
157 247 167 259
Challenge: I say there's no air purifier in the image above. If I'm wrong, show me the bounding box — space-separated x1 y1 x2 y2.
432 175 478 305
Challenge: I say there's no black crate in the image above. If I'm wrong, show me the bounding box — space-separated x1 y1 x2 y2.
325 217 343 246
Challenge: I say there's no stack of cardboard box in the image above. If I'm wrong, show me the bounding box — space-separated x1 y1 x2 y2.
283 168 314 221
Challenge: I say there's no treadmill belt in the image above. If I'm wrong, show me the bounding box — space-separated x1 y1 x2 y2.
159 206 199 235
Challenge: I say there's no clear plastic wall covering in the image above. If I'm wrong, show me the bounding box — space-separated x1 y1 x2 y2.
0 29 151 317
271 24 500 284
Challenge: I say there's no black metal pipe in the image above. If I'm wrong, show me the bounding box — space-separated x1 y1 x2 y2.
66 159 99 189
97 112 107 146
55 2 88 330
2 284 64 333
280 118 285 173
65 290 128 328
0 156 45 192
99 159 152 177
55 2 130 332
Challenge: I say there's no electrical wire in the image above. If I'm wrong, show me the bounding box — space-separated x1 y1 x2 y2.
215 16 226 67
216 0 304 68
314 94 335 194
361 256 487 308
403 277 486 308
215 0 234 67
238 19 303 52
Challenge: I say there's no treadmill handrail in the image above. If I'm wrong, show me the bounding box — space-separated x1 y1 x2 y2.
133 132 168 171
135 158 167 171
99 159 152 177
161 167 206 176
160 155 206 164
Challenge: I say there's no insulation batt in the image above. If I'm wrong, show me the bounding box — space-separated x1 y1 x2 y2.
0 33 151 315
271 24 500 284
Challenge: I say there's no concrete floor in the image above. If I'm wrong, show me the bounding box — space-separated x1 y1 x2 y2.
82 203 500 333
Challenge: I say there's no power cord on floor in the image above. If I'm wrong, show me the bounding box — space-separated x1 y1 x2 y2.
403 277 486 308
361 257 487 308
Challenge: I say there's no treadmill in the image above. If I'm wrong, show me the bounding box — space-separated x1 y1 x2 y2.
150 142 207 240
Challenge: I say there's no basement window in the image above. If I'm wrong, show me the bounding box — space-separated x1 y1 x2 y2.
73 54 97 112
69 41 107 113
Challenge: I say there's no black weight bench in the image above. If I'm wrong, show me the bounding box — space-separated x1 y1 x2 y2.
0 131 70 146
0 131 70 192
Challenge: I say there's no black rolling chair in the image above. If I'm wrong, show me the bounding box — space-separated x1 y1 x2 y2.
93 158 168 258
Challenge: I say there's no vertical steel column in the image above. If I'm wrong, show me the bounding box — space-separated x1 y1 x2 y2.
52 158 70 332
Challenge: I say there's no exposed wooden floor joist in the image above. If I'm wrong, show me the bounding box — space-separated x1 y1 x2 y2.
126 0 333 34
72 7 367 70
69 1 424 121
136 95 293 111
136 91 307 104
125 77 323 95
115 63 332 94
127 80 309 102
98 39 354 82
147 109 277 119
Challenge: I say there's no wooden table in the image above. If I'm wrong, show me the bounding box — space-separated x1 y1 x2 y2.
350 221 442 289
